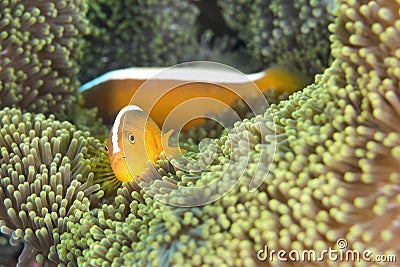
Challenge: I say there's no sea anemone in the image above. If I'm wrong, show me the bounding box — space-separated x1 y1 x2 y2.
0 107 103 265
58 0 400 265
218 0 334 76
0 0 87 120
2 0 399 265
80 0 200 82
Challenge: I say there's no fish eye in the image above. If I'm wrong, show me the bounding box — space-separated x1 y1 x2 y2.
104 144 108 152
128 133 135 144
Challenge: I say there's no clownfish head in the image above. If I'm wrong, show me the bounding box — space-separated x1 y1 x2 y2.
106 105 176 183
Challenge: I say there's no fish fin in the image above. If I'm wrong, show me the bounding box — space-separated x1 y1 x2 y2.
162 130 182 158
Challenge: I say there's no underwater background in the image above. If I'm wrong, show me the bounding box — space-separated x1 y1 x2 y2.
0 0 399 266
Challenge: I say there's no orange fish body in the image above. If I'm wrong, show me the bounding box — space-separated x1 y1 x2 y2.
80 65 310 129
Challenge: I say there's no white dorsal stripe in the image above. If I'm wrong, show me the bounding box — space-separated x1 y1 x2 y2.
112 105 143 154
80 68 164 92
79 67 266 92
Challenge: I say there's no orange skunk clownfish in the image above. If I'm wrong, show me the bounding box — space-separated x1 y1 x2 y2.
80 64 311 129
86 63 312 183
106 105 179 182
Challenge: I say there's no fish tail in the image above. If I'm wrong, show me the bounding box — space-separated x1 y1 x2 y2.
254 65 312 94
